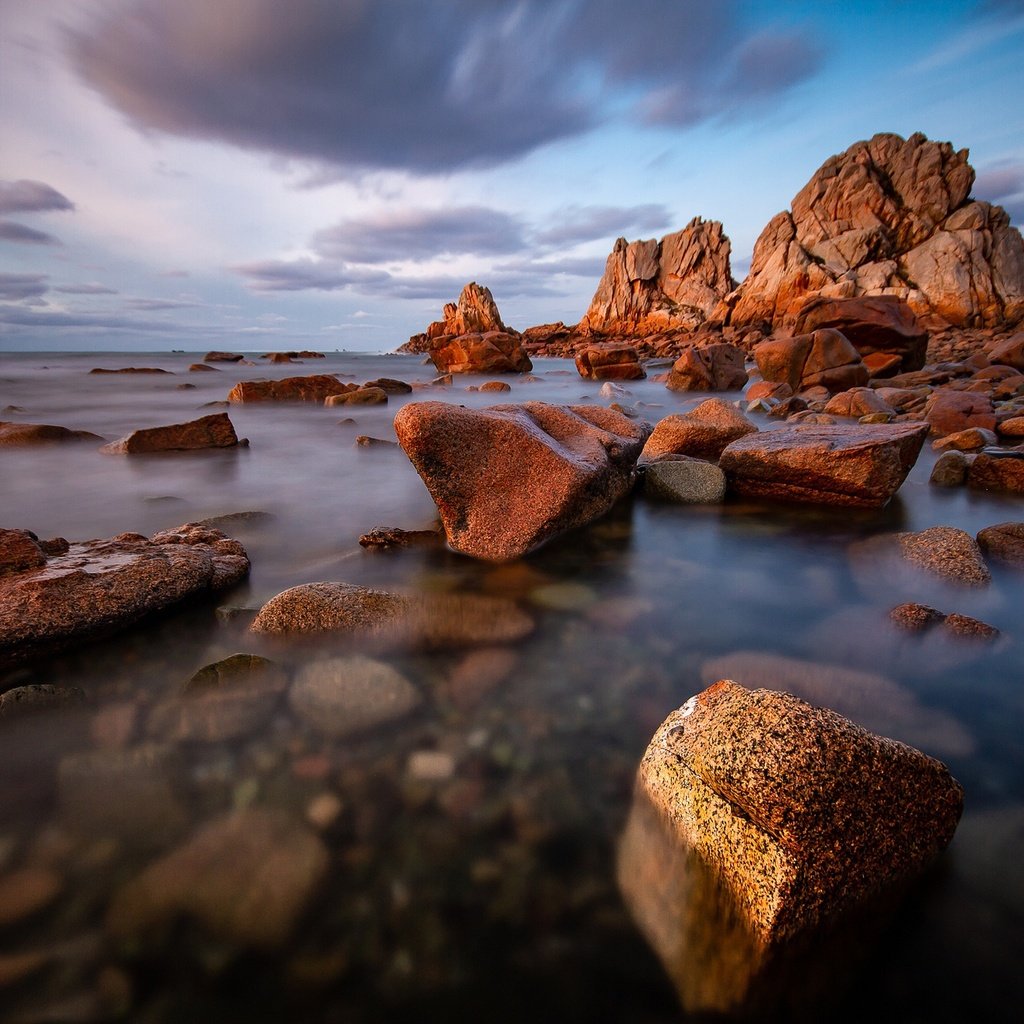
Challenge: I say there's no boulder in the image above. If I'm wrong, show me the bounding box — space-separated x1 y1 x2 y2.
394 401 650 560
363 377 413 395
204 351 244 362
401 282 516 355
189 363 218 372
250 582 534 648
823 387 896 419
579 218 736 335
730 132 1024 329
925 392 996 436
791 296 928 373
977 521 1024 568
929 450 971 487
99 412 240 454
635 681 963 943
753 330 869 394
987 332 1024 371
430 331 532 374
0 421 103 446
575 342 645 380
719 422 927 507
107 809 328 949
666 343 747 391
1 529 47 575
324 387 388 406
89 367 172 374
642 457 726 504
932 427 998 452
289 656 421 738
227 375 355 402
967 451 1024 495
641 398 757 461
851 525 991 586
0 523 249 669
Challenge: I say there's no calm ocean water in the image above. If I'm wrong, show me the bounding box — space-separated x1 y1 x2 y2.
1 350 1022 1022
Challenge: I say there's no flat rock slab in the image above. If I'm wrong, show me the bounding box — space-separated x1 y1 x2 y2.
227 375 354 402
0 421 103 446
637 681 963 944
720 422 927 507
100 412 240 454
394 401 651 561
0 523 249 669
107 809 328 949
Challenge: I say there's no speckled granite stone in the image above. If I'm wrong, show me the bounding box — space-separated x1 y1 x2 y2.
637 681 963 943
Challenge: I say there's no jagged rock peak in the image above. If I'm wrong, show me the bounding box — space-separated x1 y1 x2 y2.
729 131 1024 329
399 281 513 353
579 218 736 336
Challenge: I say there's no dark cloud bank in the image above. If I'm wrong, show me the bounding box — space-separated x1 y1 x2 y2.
71 0 824 174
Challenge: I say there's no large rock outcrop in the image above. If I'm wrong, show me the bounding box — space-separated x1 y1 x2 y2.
394 401 650 561
728 132 1024 329
579 218 736 336
0 524 249 669
635 681 963 945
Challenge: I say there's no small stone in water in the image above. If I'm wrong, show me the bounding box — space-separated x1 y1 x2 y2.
407 750 456 782
306 792 344 830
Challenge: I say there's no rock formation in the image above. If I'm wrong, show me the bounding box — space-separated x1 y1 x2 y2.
719 422 927 507
752 329 869 395
579 218 735 336
728 132 1024 329
227 374 355 402
635 681 963 944
100 412 241 454
394 401 651 561
0 524 250 668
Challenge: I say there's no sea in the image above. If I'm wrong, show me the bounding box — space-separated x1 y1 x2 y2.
0 350 1021 1022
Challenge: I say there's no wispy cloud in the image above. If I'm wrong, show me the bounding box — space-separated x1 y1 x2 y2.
0 220 60 245
0 179 74 214
0 273 50 301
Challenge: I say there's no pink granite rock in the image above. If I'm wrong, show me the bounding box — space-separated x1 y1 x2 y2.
394 401 650 560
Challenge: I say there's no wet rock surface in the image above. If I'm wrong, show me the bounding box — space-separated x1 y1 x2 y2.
394 401 651 560
637 681 964 943
720 422 927 507
0 523 250 668
0 421 103 446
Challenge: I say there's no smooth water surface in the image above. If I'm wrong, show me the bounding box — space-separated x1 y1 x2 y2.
1 351 1022 1022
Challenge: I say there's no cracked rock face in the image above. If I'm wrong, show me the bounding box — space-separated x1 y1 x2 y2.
0 523 249 669
730 131 1024 329
635 681 963 944
395 401 651 561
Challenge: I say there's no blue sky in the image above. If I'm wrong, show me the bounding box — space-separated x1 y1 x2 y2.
1 0 1022 352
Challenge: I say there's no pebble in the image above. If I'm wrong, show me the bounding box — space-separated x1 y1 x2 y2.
0 867 63 926
306 792 344 830
407 750 456 782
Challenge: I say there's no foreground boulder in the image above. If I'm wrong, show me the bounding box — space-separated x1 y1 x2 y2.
792 295 928 373
635 681 963 944
0 421 103 446
227 375 354 402
720 422 927 507
0 524 249 668
641 398 757 461
100 412 240 454
575 342 645 380
753 329 869 394
394 401 650 560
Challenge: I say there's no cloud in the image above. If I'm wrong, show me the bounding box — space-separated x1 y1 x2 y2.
0 179 75 214
533 204 672 247
54 283 119 295
0 221 60 245
314 206 527 263
70 0 825 174
234 258 391 292
0 273 49 301
124 297 201 311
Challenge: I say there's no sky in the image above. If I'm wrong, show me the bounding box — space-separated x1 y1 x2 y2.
1 0 1023 353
